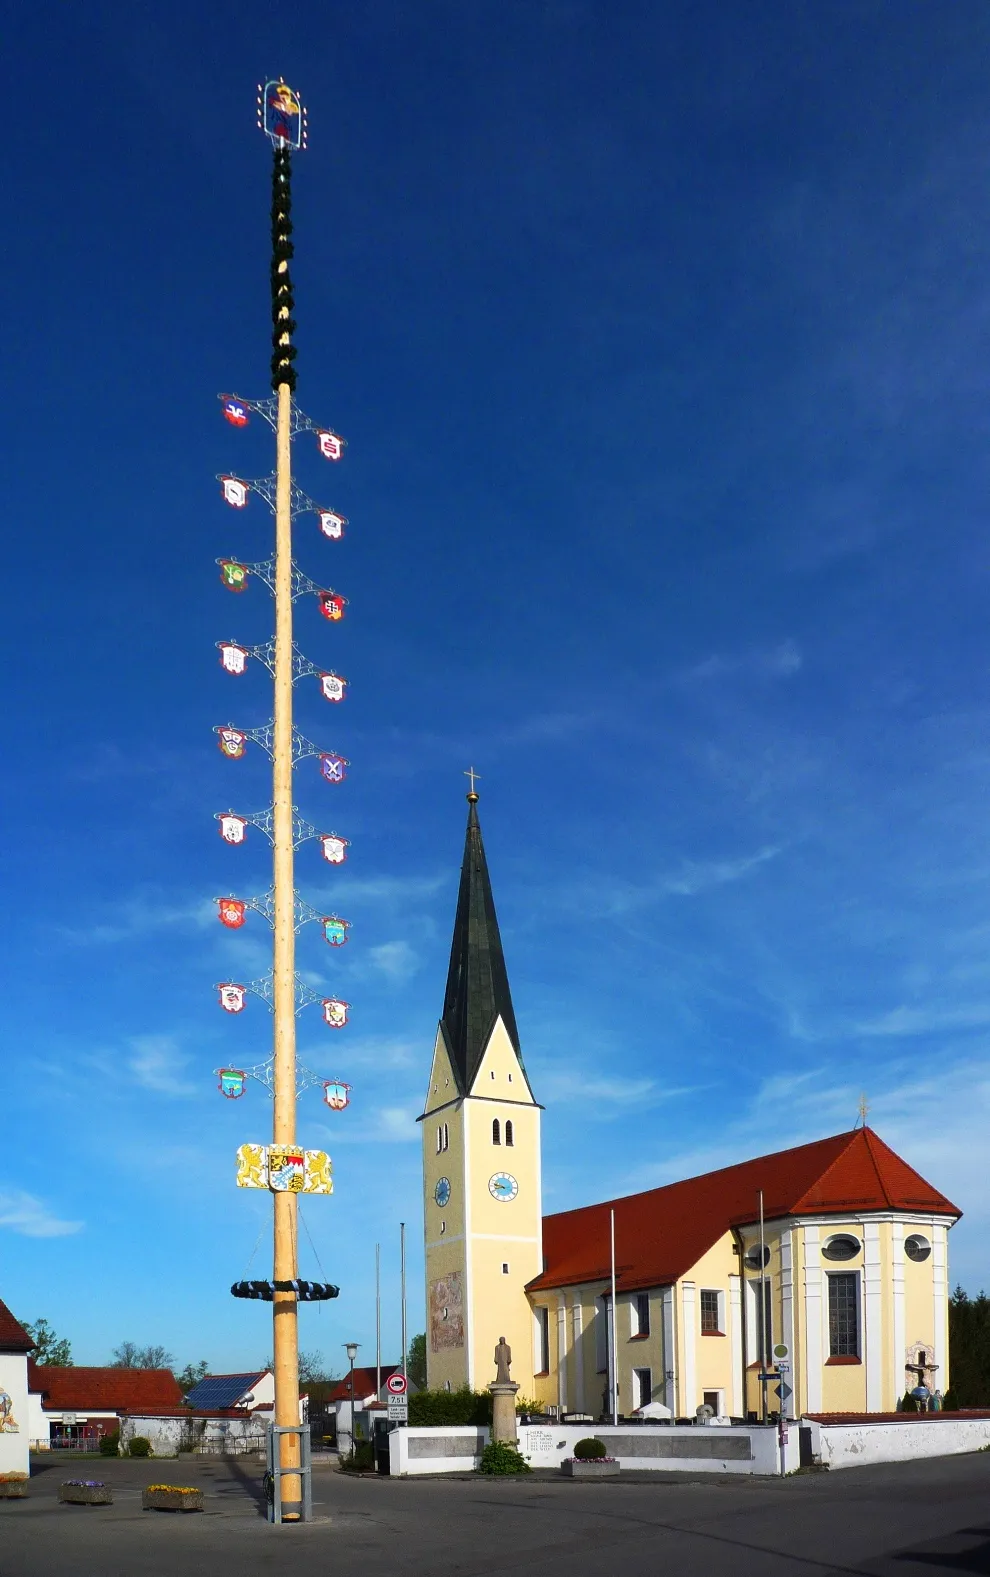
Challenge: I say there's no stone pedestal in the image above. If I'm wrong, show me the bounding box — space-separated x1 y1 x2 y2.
489 1382 519 1444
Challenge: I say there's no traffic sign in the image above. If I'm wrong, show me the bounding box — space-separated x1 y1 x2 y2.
386 1372 408 1395
387 1399 408 1421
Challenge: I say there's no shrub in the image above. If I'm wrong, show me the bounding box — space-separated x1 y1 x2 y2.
127 1436 152 1458
942 1388 959 1411
99 1432 120 1458
900 1393 918 1413
339 1443 374 1473
478 1440 531 1475
573 1437 607 1460
408 1386 492 1427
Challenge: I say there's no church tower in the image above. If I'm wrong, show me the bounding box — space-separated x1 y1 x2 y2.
420 788 543 1393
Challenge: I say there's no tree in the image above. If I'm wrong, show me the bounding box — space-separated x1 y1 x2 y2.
176 1360 209 1395
110 1341 175 1370
261 1349 338 1384
23 1318 73 1367
408 1332 427 1389
948 1286 990 1406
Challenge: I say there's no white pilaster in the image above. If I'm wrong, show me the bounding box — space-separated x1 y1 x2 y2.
556 1298 568 1415
681 1281 696 1416
780 1229 794 1421
803 1224 822 1413
729 1274 743 1418
864 1220 882 1412
933 1223 948 1387
661 1286 676 1414
891 1221 905 1410
570 1302 584 1413
462 1100 474 1389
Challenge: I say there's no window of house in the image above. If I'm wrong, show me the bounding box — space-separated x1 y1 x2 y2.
703 1391 722 1416
632 1293 650 1337
440 1221 446 1234
748 1277 774 1362
436 1125 443 1154
502 1262 510 1274
828 1272 859 1358
442 1123 449 1151
492 1119 501 1145
905 1234 932 1263
505 1120 514 1147
822 1234 860 1262
700 1289 723 1335
535 1307 550 1374
634 1367 652 1409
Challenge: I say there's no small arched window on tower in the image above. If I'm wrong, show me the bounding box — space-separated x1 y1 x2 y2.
505 1120 514 1147
442 1122 449 1152
436 1125 443 1154
492 1119 501 1145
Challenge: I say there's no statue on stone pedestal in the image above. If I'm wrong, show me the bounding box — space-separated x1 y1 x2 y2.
494 1336 512 1386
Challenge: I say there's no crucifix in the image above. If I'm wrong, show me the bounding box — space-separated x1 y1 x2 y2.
464 766 481 795
857 1093 869 1128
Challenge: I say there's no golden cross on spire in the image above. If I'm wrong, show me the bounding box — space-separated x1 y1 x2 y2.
464 766 481 797
857 1093 869 1128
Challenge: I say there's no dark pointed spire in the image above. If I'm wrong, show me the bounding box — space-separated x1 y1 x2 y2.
440 791 522 1092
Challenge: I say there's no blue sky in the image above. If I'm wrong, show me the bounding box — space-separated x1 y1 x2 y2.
5 1 990 1374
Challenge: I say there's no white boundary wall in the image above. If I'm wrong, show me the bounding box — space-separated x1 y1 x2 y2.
389 1423 800 1476
0 1353 29 1478
806 1415 990 1471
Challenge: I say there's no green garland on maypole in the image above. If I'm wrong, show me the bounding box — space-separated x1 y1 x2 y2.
270 145 298 392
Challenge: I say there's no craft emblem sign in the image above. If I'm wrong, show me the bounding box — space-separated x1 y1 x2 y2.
219 814 247 845
218 1068 247 1099
316 429 344 461
320 834 348 865
218 983 246 1014
320 672 346 702
218 727 247 759
220 560 249 592
319 593 346 622
322 1076 351 1107
318 510 346 540
322 999 350 1030
262 79 304 149
320 753 348 784
323 916 350 947
219 641 249 675
221 476 249 508
222 397 249 428
218 898 247 929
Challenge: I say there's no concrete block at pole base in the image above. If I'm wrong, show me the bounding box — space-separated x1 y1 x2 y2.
561 1459 620 1479
489 1382 519 1444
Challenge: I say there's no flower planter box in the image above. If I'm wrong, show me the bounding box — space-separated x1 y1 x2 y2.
142 1487 204 1513
561 1458 620 1478
59 1482 112 1506
0 1479 28 1499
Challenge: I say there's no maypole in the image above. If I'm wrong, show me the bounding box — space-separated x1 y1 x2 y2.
210 79 355 1524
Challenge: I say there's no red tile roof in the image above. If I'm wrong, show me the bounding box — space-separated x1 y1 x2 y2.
529 1128 960 1295
27 1364 182 1413
327 1365 402 1403
0 1300 34 1353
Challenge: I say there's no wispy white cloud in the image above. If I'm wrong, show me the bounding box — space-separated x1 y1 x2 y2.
680 641 803 684
58 896 215 946
367 940 420 984
126 1036 196 1097
855 1003 990 1038
538 1065 701 1108
316 1103 421 1145
590 844 784 916
0 1189 83 1238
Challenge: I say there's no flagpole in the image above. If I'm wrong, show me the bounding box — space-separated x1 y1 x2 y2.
400 1222 408 1380
375 1242 381 1399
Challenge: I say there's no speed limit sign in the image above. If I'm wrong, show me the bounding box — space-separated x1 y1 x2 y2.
386 1372 408 1395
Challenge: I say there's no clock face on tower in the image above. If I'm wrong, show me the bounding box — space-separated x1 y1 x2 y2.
434 1177 451 1208
489 1172 519 1203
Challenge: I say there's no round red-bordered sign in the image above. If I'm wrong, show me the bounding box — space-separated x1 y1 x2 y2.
386 1372 408 1395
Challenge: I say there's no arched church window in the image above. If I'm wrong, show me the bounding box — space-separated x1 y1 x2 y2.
505 1120 514 1147
492 1119 501 1145
436 1125 442 1154
822 1234 861 1262
442 1123 449 1151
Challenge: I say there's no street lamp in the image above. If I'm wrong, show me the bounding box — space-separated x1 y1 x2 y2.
344 1342 360 1457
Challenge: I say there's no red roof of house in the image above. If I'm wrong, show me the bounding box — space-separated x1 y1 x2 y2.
28 1364 183 1413
529 1128 960 1295
0 1300 34 1354
327 1365 402 1403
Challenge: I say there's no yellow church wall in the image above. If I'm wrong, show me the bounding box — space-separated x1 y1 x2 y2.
676 1234 740 1417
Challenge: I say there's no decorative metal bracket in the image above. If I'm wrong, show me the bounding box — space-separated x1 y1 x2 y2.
229 1054 327 1099
215 806 345 854
216 557 343 605
216 473 339 525
219 392 335 442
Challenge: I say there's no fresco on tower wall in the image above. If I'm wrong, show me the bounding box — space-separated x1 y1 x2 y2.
429 1273 464 1352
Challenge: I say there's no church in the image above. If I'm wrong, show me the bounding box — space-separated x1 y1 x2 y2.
420 791 960 1421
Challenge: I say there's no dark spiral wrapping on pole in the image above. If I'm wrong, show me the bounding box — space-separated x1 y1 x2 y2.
270 145 298 392
231 1279 340 1302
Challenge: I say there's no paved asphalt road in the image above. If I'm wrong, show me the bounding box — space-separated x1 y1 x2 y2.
3 1451 990 1576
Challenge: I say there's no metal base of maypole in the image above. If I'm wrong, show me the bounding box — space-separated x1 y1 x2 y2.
265 1422 312 1523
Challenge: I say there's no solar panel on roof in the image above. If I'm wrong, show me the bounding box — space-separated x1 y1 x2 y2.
184 1373 261 1408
